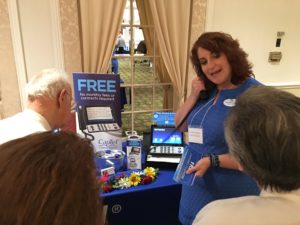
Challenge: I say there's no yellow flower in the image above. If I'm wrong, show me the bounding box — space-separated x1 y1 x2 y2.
129 172 141 186
143 167 156 179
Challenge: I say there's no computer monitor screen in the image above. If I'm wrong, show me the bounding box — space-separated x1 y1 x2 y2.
151 126 183 146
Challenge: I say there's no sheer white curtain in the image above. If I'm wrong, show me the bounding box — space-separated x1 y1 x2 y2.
149 0 192 109
78 0 126 73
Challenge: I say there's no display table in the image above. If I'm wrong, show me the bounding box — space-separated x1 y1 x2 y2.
102 170 182 225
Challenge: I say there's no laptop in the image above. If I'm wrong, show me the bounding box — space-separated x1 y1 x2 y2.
146 125 185 168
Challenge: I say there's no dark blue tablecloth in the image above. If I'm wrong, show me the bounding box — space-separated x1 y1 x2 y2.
102 170 182 225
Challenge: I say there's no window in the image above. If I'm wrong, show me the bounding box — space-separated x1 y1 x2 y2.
111 0 173 135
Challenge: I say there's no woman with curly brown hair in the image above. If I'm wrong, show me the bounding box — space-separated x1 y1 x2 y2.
0 131 103 225
175 32 262 225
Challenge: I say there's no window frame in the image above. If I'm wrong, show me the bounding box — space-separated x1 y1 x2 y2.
112 0 173 135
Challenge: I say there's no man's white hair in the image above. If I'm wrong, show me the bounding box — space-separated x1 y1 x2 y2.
26 68 71 99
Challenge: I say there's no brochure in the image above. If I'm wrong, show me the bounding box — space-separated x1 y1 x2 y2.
173 146 202 186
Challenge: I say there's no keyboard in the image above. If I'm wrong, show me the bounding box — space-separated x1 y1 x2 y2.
86 123 120 132
149 145 184 155
146 146 185 168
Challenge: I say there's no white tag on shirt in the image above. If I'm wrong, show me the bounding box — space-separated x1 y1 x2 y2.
188 127 203 144
223 98 236 107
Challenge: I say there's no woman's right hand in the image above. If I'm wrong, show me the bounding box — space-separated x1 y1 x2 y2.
174 76 205 131
190 76 206 99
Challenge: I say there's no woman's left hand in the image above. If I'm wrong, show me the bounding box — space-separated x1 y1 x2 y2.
186 156 210 177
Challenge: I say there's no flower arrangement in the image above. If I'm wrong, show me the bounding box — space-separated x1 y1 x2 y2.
98 167 159 193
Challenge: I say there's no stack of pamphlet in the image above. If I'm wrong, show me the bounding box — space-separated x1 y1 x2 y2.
173 146 203 186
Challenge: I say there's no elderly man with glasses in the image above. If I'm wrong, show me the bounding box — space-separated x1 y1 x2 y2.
0 68 74 144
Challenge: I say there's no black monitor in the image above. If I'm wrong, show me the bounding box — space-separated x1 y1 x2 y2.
150 125 183 146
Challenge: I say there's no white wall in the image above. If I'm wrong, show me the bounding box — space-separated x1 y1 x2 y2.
8 0 64 108
205 0 300 86
17 0 64 80
17 0 55 78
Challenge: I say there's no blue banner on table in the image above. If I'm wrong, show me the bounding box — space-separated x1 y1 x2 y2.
73 72 122 152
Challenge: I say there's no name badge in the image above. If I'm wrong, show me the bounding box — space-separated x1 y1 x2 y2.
188 127 203 144
223 99 236 107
